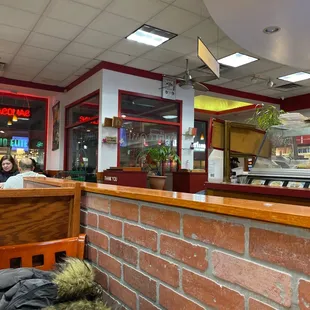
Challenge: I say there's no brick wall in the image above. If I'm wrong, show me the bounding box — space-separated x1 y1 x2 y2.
81 192 310 310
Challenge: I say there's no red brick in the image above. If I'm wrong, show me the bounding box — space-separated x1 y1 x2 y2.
98 251 121 278
80 209 87 226
183 215 244 253
212 251 292 307
299 279 310 310
87 212 97 227
86 245 97 263
160 285 204 310
99 215 122 237
83 193 109 213
124 265 156 301
110 238 138 266
109 277 137 310
111 200 138 222
94 267 108 290
249 298 276 310
124 223 157 251
86 228 109 250
140 251 179 287
141 206 180 234
183 269 244 309
139 297 160 310
160 235 207 271
250 228 310 276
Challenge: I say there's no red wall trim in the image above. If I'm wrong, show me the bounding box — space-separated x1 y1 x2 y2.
281 93 310 112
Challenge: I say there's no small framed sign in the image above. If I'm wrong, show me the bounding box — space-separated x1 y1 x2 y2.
112 117 123 128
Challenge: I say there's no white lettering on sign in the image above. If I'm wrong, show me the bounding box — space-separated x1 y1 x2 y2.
104 176 118 182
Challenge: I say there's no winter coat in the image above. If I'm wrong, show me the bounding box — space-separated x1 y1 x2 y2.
0 259 110 310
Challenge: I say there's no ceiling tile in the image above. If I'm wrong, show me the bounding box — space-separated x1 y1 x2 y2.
204 45 234 60
72 0 112 9
17 45 58 61
96 50 136 64
35 69 70 81
63 42 103 58
53 53 90 67
148 5 203 34
183 19 225 45
0 52 15 64
44 0 101 27
206 77 231 85
142 48 183 63
238 83 269 93
4 71 34 81
89 11 141 37
0 0 50 14
169 55 204 70
6 63 43 76
34 17 83 40
0 39 21 54
11 56 48 69
127 58 162 70
58 75 79 86
32 76 62 85
161 36 196 54
220 80 249 90
25 32 69 51
0 25 29 43
0 5 40 30
258 89 282 98
44 62 78 74
153 64 184 75
259 66 298 80
162 0 175 2
84 59 101 69
75 28 121 49
110 39 154 57
172 0 210 17
217 36 241 52
105 0 168 23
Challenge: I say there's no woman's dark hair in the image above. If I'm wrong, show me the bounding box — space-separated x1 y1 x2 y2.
0 155 18 173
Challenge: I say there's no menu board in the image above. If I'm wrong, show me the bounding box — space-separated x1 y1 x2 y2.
269 180 284 187
251 179 265 185
287 181 305 189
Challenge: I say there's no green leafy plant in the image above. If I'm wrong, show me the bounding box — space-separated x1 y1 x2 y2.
247 105 285 131
137 145 180 176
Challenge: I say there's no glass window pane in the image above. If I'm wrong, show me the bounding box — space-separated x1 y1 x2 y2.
120 121 179 172
121 93 180 123
66 95 99 126
193 121 207 170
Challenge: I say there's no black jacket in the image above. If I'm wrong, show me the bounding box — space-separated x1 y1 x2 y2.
0 171 19 183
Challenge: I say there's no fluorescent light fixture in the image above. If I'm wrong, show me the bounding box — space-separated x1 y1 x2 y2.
122 115 127 118
218 53 258 68
279 72 310 83
163 115 178 120
127 24 176 47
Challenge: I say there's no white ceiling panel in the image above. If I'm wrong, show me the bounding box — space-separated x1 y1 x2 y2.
161 36 196 54
217 36 241 52
89 12 141 37
17 45 58 61
142 48 183 63
35 69 71 81
148 5 203 34
57 75 80 86
53 53 90 67
44 0 101 27
173 0 210 17
11 56 48 69
75 28 121 49
0 25 29 43
106 0 168 23
110 39 154 57
204 45 234 60
72 0 112 9
169 55 204 69
96 50 136 64
238 83 269 93
25 33 69 52
0 0 50 14
0 52 15 64
45 62 80 74
259 66 299 80
63 42 103 59
183 19 225 45
6 63 43 76
83 59 101 69
0 5 40 30
153 64 185 75
4 71 34 81
34 17 83 40
32 76 63 85
126 58 163 70
0 39 21 54
220 80 249 90
206 77 231 85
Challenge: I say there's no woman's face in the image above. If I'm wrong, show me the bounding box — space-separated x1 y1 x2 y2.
2 159 13 172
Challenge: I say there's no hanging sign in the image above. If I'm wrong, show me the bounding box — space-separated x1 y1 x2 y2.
0 106 31 118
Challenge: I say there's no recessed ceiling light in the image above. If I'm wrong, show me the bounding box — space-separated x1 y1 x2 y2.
279 72 310 83
263 26 281 34
122 115 127 118
163 115 178 120
218 53 258 68
127 24 177 47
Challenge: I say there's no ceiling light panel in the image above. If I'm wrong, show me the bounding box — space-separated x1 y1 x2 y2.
279 72 310 83
218 52 258 68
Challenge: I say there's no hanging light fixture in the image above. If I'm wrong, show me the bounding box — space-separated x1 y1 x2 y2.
200 133 205 140
7 119 12 126
12 114 18 122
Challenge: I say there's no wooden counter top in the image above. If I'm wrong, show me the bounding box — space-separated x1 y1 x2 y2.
23 178 310 229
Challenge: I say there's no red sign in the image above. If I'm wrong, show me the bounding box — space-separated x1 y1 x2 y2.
296 135 310 145
79 116 98 125
0 107 31 118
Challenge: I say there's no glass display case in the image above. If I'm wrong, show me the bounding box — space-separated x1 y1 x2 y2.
247 122 310 188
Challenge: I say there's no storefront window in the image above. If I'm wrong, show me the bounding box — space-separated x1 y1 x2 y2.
193 120 207 170
0 93 47 169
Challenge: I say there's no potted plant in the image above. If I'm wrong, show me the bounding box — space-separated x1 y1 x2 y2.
137 145 180 190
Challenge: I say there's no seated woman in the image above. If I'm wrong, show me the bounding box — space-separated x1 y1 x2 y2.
0 155 19 187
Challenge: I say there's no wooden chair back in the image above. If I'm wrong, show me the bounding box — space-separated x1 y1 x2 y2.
0 234 85 270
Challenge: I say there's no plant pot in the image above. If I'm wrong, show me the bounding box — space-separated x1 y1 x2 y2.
149 175 167 190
